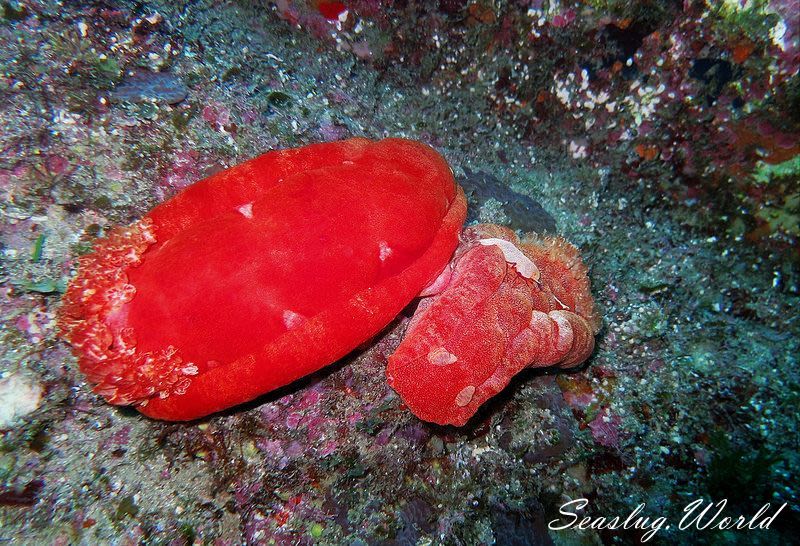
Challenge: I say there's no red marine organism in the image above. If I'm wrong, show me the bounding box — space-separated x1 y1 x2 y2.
58 138 600 424
387 224 601 426
314 0 347 20
58 139 466 421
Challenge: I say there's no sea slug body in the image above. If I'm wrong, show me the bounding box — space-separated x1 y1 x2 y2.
58 138 467 421
386 224 601 426
59 138 599 426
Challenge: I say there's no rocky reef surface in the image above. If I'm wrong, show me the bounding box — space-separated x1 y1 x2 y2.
1 1 798 544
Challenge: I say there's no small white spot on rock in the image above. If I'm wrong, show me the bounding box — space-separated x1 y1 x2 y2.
0 374 43 429
428 347 457 366
455 385 476 407
478 238 540 281
237 202 254 219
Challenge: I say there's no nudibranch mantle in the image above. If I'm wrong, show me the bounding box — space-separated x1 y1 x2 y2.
59 138 467 421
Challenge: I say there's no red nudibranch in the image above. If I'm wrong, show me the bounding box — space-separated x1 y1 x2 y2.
58 138 600 425
387 224 601 426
